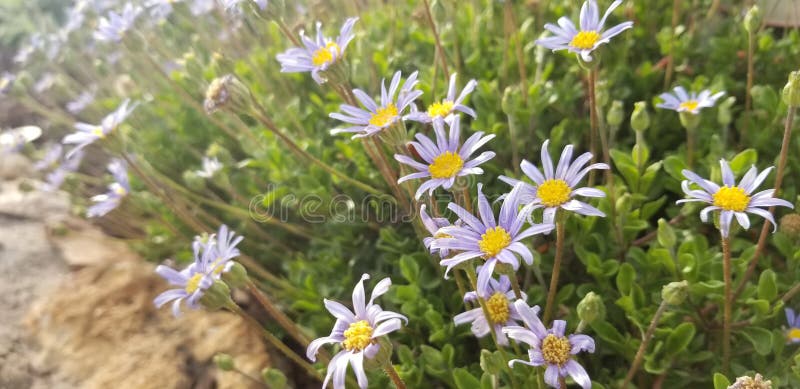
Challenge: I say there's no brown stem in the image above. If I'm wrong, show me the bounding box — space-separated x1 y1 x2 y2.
383 362 407 389
743 31 755 138
621 300 668 388
246 281 319 357
632 215 685 247
421 0 450 79
543 221 565 324
722 236 732 374
664 0 681 89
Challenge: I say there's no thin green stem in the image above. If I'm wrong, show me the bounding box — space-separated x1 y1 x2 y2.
743 31 755 138
621 300 668 388
543 221 565 324
421 0 450 80
721 235 732 374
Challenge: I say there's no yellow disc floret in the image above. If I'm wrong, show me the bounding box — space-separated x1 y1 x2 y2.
570 31 601 50
185 273 204 294
92 126 106 138
479 227 512 258
312 42 340 67
541 334 572 366
679 100 700 112
485 292 510 324
429 151 465 179
369 103 398 127
342 320 374 352
537 179 571 207
427 100 454 118
788 328 800 343
713 186 750 212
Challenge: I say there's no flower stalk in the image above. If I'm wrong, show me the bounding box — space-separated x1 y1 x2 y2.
543 220 565 325
721 235 732 374
621 299 668 388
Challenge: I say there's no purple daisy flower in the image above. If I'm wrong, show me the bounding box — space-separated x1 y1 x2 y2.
154 242 216 317
330 70 422 138
678 159 794 238
276 17 357 84
786 308 800 344
39 149 84 192
504 300 595 389
94 3 141 43
431 183 554 295
405 73 478 124
535 0 633 62
657 86 725 115
63 99 137 158
34 144 64 171
500 139 608 225
420 204 460 259
307 274 407 389
395 116 495 199
454 274 526 345
203 224 244 275
87 159 130 217
66 88 96 114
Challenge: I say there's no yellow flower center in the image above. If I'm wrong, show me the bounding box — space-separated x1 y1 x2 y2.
679 100 700 112
537 179 571 207
485 292 510 324
428 151 465 179
342 320 373 352
541 334 571 366
427 100 454 118
788 328 800 342
210 258 226 276
713 186 750 212
311 42 340 67
368 103 398 127
478 226 512 258
92 126 106 139
570 30 601 50
185 273 204 294
111 183 127 196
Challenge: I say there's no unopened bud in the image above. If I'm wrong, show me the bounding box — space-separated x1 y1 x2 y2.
577 292 605 324
679 110 701 130
631 101 650 132
204 74 251 114
661 280 689 305
780 213 800 240
222 262 249 289
607 100 624 128
782 71 800 107
717 96 736 126
743 5 762 34
200 280 232 311
261 367 288 388
213 353 235 371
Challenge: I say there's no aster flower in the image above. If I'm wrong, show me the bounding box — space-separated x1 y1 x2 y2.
677 159 794 237
307 274 407 389
330 70 422 138
432 183 554 295
535 0 633 62
395 116 495 199
190 0 216 15
727 373 772 389
154 240 216 317
196 156 223 178
203 224 244 276
785 308 800 344
500 140 608 225
454 274 526 345
276 18 357 84
504 300 595 389
657 86 725 114
420 204 458 258
66 89 96 114
0 72 15 95
40 151 84 192
405 73 477 124
63 99 137 158
94 3 141 43
87 159 130 217
34 144 64 171
146 0 181 21
0 125 41 154
219 0 267 12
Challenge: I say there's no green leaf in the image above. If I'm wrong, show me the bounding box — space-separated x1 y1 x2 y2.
663 156 687 181
739 327 773 355
665 322 696 356
728 149 758 174
453 368 481 389
617 263 635 295
713 373 731 389
757 269 777 301
399 255 420 283
657 218 677 248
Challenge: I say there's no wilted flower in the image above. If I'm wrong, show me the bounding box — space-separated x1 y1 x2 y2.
678 160 794 237
500 140 608 225
395 116 495 199
535 0 633 62
419 204 457 258
63 99 137 158
276 18 358 84
94 3 141 43
432 183 554 295
504 300 595 389
87 159 130 217
307 274 407 389
204 74 250 114
727 373 772 389
405 73 477 124
454 274 526 345
657 86 725 115
330 70 422 138
196 156 223 178
785 308 800 344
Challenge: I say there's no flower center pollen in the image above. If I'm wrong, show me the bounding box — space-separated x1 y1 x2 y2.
537 179 571 207
486 292 510 324
92 126 106 139
788 328 800 343
679 100 700 112
311 42 340 67
185 273 204 294
342 320 373 352
570 31 601 50
478 226 512 258
427 100 454 118
713 186 750 212
541 334 571 366
428 151 464 179
369 103 398 127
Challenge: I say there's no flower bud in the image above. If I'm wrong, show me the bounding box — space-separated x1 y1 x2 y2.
661 280 689 306
607 100 624 128
200 280 232 311
631 101 650 132
222 262 249 289
782 70 800 107
679 110 701 130
213 353 235 371
261 367 288 388
743 5 762 34
204 74 251 115
577 292 605 324
717 96 736 126
780 213 800 240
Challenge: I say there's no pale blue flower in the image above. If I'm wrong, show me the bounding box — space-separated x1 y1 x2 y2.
94 3 141 43
63 99 137 158
276 18 358 84
786 308 800 344
40 150 84 192
66 89 96 114
454 274 526 345
405 73 478 124
657 86 725 114
87 159 130 217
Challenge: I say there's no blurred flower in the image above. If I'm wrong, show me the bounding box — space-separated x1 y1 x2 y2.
504 300 594 389
276 18 358 84
40 150 84 192
1 72 16 95
728 373 772 389
330 70 422 138
454 274 526 345
196 156 223 178
307 274 407 389
219 0 267 12
154 243 216 317
657 86 725 114
202 224 244 276
678 160 794 237
146 0 181 21
94 3 141 43
33 73 57 94
0 126 41 154
66 89 97 114
535 0 633 62
395 116 495 199
785 308 800 344
87 159 130 217
500 140 608 225
405 73 477 124
63 99 137 158
190 0 216 15
420 204 459 258
432 183 554 295
34 144 64 171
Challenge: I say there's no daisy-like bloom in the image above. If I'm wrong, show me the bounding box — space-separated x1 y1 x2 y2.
420 204 458 258
454 274 526 345
535 0 633 62
66 89 96 114
678 159 794 237
307 274 408 389
657 86 725 114
500 140 608 225
87 159 130 217
202 224 244 276
196 156 223 178
154 240 216 317
395 116 495 199
432 183 554 295
727 373 772 389
219 0 267 13
40 150 83 192
405 73 477 124
785 308 800 344
63 99 137 158
0 125 41 154
330 70 422 138
276 18 357 84
1 72 16 95
504 300 595 389
146 0 181 21
34 144 64 171
94 3 141 43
